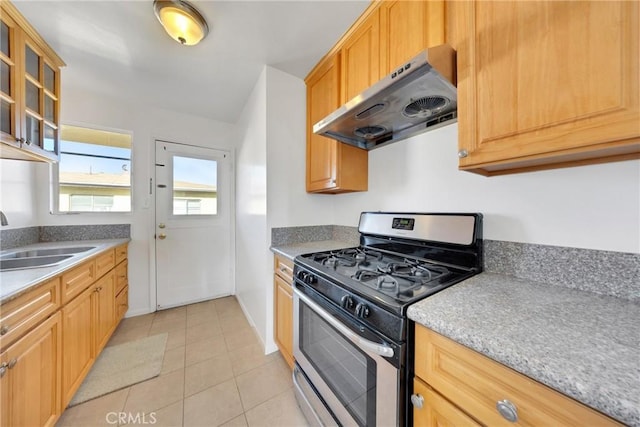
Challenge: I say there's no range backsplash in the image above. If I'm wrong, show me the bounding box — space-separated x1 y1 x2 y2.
1 224 131 250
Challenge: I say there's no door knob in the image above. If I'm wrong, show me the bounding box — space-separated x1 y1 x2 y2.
158 233 167 240
158 223 166 229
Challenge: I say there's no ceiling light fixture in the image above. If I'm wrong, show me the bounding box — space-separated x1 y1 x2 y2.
153 0 209 46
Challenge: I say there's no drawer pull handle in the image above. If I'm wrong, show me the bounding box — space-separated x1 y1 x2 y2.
410 393 424 409
0 325 9 335
496 399 518 422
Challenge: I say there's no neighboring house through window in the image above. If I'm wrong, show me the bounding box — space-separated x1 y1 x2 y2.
55 125 132 212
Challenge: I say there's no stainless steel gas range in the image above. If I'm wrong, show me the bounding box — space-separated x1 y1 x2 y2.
291 212 483 427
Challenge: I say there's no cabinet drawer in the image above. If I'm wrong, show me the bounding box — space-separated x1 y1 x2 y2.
95 249 116 279
274 254 294 283
415 325 620 426
61 259 95 304
0 278 61 351
115 244 128 265
116 286 128 321
115 260 128 295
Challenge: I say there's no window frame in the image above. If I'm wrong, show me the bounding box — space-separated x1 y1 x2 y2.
50 122 134 215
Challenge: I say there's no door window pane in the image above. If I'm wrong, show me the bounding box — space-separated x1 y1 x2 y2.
44 64 55 92
172 156 217 215
1 21 9 57
1 60 9 95
26 80 39 112
25 114 40 145
25 45 39 78
1 99 10 134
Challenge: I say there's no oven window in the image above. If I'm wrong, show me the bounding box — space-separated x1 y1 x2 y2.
299 302 376 427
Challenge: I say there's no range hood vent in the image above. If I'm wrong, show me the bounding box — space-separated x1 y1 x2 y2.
313 45 457 150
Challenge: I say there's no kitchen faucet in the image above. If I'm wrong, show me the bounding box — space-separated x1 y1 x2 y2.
0 211 8 226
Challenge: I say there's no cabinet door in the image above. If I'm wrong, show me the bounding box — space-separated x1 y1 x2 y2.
341 9 380 102
379 0 444 74
456 1 640 175
0 11 21 145
94 270 116 354
413 378 480 427
0 312 61 427
21 36 60 159
61 285 94 407
306 53 368 194
306 53 340 192
274 275 294 369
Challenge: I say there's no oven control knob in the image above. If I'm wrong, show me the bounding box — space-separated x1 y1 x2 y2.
298 272 316 285
340 295 354 309
355 303 370 318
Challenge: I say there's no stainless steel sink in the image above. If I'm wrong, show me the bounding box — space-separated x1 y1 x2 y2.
0 246 96 260
0 255 74 271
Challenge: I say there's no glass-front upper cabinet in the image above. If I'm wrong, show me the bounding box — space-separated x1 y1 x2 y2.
24 39 60 155
0 13 19 142
0 0 64 162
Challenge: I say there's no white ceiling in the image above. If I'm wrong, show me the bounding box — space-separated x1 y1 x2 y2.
14 0 368 123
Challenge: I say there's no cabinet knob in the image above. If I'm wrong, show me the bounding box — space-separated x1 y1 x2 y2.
0 363 6 378
0 324 9 335
7 358 16 369
410 393 424 409
496 399 518 422
458 149 468 158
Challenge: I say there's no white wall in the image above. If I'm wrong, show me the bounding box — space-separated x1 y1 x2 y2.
265 67 336 229
235 68 269 348
33 86 237 316
332 125 640 254
0 160 39 229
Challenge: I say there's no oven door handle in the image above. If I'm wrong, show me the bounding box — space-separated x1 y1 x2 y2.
295 288 395 358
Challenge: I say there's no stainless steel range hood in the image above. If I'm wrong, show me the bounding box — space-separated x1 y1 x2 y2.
313 45 457 150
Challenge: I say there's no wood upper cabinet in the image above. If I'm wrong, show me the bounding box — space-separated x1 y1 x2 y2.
413 324 621 426
454 0 640 175
306 53 368 193
0 312 62 427
0 1 64 163
379 0 444 75
341 9 381 102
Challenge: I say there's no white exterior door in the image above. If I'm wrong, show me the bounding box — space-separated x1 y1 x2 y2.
155 140 232 309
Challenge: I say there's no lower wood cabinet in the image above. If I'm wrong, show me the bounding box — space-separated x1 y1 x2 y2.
413 377 480 427
0 312 62 427
61 284 95 406
0 242 129 425
413 324 620 426
273 254 294 368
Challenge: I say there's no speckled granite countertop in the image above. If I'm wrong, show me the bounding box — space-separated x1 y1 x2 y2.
0 239 130 304
270 240 355 261
407 272 640 426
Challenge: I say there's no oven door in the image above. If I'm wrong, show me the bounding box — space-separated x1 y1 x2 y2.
293 285 399 427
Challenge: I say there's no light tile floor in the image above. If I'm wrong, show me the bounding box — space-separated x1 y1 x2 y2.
56 296 310 427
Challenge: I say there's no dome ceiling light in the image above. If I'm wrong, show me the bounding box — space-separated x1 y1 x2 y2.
153 0 209 46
